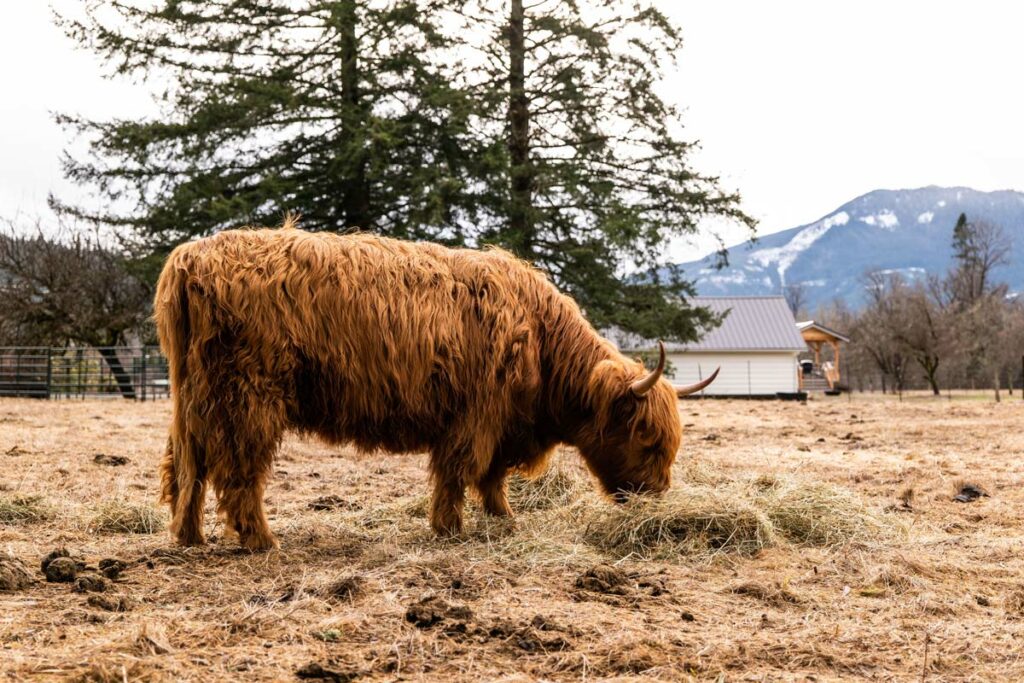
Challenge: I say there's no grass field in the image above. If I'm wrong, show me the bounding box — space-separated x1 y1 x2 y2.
2 394 1023 681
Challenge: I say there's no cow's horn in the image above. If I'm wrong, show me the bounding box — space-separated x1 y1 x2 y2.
631 341 666 397
675 367 720 398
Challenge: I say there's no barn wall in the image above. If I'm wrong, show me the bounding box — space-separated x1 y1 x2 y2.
666 352 800 396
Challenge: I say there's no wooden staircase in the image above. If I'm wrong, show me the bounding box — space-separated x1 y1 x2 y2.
801 377 832 393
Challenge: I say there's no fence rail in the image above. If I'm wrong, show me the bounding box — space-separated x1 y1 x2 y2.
0 346 169 400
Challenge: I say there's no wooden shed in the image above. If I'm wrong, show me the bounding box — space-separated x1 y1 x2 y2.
796 321 850 392
607 296 808 398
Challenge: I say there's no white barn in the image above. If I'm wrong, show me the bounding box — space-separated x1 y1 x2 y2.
608 296 808 397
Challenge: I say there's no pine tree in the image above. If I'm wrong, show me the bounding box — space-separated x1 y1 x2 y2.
948 212 1010 307
448 0 754 340
54 1 480 251
55 0 754 341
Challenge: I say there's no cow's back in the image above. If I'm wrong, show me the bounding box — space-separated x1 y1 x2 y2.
162 228 547 450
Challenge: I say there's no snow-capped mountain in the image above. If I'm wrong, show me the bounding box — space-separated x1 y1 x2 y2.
675 186 1024 310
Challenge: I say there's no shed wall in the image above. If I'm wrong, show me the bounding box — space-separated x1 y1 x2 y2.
667 352 799 396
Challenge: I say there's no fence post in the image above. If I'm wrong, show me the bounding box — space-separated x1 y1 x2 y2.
141 347 147 402
45 349 53 400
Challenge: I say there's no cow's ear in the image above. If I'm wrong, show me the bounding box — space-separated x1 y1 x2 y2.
587 359 630 399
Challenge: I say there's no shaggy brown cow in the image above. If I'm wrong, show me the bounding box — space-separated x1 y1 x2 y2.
155 221 716 549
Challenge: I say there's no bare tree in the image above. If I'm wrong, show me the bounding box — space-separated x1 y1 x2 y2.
889 277 951 395
0 220 153 398
783 283 807 318
855 271 910 394
848 215 1016 397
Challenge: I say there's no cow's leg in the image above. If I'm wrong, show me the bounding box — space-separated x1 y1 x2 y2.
211 423 279 551
215 470 277 551
161 417 207 546
208 387 284 551
429 460 467 537
429 422 500 536
476 458 513 518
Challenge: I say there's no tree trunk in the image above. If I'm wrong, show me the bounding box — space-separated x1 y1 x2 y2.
97 347 136 400
994 368 1001 403
923 361 940 396
336 0 370 231
507 0 532 254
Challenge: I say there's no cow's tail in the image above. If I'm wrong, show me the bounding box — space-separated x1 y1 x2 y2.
154 247 201 540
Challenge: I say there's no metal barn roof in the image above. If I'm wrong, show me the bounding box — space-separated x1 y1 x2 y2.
608 296 808 353
796 320 851 343
679 296 808 352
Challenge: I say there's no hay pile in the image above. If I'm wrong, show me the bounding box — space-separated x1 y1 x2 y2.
585 486 775 559
505 462 898 561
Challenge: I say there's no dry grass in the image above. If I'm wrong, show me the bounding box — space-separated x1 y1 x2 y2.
756 474 895 546
507 458 586 511
88 500 166 534
2 394 1024 681
0 493 52 524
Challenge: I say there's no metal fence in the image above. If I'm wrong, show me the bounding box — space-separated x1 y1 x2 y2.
0 346 169 400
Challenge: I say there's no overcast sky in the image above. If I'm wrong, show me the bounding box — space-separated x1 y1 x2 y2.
2 2 1022 261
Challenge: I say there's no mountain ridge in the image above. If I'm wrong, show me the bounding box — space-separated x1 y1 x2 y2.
674 186 1024 310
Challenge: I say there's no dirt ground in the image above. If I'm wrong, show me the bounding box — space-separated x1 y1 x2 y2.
2 393 1024 682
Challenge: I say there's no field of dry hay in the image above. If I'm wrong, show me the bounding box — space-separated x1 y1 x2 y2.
2 394 1024 681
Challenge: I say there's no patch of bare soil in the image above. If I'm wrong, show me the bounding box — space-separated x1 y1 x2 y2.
2 394 1024 680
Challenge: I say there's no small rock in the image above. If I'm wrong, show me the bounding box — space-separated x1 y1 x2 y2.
575 565 632 595
953 483 989 504
93 453 130 466
98 558 128 580
44 557 78 583
307 495 355 511
638 575 669 596
86 594 132 612
247 585 297 605
680 611 696 622
404 595 472 628
40 548 70 574
323 575 363 601
314 629 342 643
0 553 34 591
74 575 108 593
295 662 358 682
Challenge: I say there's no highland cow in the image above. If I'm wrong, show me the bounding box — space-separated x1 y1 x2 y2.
154 221 717 549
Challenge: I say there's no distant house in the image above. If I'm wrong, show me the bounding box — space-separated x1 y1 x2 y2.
607 296 808 397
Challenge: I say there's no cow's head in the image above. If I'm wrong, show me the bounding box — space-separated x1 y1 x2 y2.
576 342 715 500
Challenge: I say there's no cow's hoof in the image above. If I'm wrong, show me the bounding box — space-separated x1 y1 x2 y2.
173 532 206 547
429 518 464 538
240 533 279 552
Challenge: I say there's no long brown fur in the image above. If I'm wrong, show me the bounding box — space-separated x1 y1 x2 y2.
155 220 681 548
